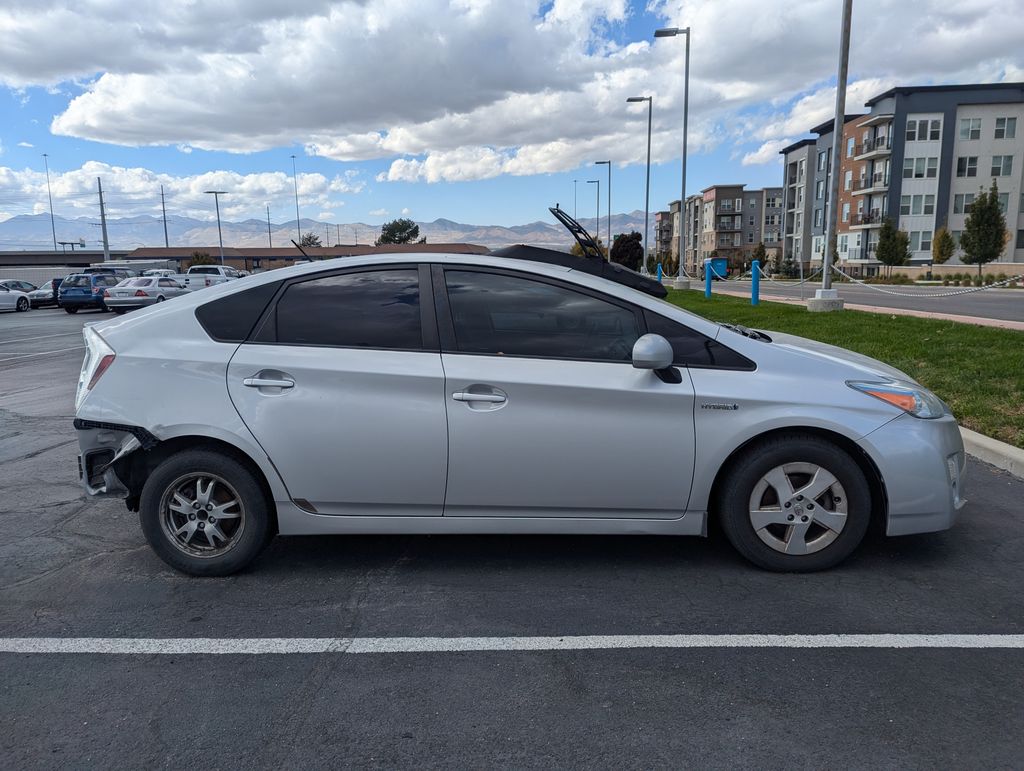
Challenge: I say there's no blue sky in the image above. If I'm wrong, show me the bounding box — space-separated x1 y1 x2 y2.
1 0 1020 235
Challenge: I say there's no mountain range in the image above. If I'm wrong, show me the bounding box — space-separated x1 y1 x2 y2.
0 211 651 252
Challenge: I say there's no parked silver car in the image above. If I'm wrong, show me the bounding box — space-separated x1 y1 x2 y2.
104 277 190 313
73 253 965 576
0 284 30 312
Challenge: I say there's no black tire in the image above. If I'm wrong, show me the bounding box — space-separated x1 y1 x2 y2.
156 296 166 302
64 306 78 314
139 449 274 576
718 433 871 572
112 308 126 315
16 297 29 312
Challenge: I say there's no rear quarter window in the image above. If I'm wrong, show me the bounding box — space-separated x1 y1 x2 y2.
195 280 283 343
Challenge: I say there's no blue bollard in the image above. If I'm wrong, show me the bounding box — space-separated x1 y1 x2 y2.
704 259 712 298
657 263 663 282
751 259 760 306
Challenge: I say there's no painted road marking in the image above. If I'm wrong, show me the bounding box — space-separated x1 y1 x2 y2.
0 346 84 363
2 634 1024 655
0 331 82 346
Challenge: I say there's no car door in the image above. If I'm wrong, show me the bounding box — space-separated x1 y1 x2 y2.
226 265 448 517
435 266 696 519
0 287 12 310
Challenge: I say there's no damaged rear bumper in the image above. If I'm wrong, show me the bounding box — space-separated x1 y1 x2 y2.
74 418 156 497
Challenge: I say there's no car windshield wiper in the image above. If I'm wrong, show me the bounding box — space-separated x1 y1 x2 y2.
720 323 772 342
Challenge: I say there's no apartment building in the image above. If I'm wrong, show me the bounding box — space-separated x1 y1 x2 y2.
654 209 674 258
780 139 815 269
786 82 1024 271
684 185 784 274
682 193 703 272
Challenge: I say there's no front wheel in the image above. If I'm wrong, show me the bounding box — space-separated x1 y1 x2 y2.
16 297 29 312
718 433 871 572
64 306 78 314
139 449 274 576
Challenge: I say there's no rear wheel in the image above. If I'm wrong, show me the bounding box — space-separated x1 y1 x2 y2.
718 433 871 572
64 306 78 314
139 449 274 576
112 307 126 314
15 297 28 312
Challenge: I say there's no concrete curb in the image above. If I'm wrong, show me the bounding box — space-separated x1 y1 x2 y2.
961 427 1024 480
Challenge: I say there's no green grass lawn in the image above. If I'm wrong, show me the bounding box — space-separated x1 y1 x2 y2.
664 289 1024 449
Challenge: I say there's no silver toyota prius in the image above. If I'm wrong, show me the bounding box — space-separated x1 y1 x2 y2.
73 250 965 576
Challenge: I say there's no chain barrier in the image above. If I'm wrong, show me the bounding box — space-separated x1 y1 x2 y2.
829 265 1024 298
754 265 823 286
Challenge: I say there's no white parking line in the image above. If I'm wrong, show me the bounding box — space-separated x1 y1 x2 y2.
0 331 82 346
2 634 1023 655
0 346 84 363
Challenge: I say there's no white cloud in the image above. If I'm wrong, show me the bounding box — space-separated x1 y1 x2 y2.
17 141 34 148
400 207 410 216
176 144 193 154
741 139 793 167
0 161 363 222
0 0 1020 184
368 207 388 217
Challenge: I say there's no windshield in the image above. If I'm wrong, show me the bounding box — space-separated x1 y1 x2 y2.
121 278 153 287
190 267 219 275
63 275 91 288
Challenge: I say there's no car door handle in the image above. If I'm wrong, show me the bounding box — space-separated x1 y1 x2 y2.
452 391 506 403
243 377 294 389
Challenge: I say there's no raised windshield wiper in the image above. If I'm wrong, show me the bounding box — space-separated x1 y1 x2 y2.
720 323 772 342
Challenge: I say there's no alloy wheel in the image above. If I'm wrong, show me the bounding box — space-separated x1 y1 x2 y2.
159 472 246 558
747 462 848 555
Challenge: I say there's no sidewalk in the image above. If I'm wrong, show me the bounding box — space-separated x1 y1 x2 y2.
700 285 1024 332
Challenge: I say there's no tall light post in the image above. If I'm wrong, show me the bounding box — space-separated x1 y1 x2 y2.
42 153 57 251
586 179 600 252
654 25 691 288
594 160 611 253
573 179 578 219
290 154 301 241
809 0 852 312
628 96 653 274
204 190 227 264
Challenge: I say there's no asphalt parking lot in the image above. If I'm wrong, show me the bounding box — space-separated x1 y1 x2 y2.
2 307 1024 768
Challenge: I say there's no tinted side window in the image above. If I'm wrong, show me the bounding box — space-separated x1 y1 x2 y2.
644 310 755 370
444 270 640 361
195 280 283 343
275 269 421 349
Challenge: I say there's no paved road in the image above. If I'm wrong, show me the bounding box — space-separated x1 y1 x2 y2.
2 309 1024 768
699 279 1024 322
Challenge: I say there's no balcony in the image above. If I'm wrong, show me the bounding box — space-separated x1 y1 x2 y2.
716 220 741 231
854 135 892 160
851 172 890 195
851 211 884 229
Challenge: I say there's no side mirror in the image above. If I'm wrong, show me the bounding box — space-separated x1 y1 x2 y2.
631 333 674 371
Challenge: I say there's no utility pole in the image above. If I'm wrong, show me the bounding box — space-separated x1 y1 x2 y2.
573 179 578 219
42 153 57 251
628 96 654 273
290 154 301 241
587 179 600 249
97 177 111 262
266 205 273 247
204 190 227 264
160 185 170 247
810 0 851 312
595 160 611 252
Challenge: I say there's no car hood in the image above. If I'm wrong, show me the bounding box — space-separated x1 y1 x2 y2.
763 330 915 383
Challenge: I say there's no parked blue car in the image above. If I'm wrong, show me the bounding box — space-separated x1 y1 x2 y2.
59 273 120 313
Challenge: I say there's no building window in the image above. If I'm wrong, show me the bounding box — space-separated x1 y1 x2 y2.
956 156 978 177
952 230 962 246
927 157 938 178
817 150 828 171
747 231 754 243
953 193 975 214
846 137 855 157
995 117 1017 139
844 170 852 191
815 180 824 200
813 208 823 227
930 119 941 140
997 193 1009 214
911 195 923 216
1017 230 1024 249
909 231 920 251
959 118 981 140
902 158 914 178
842 202 850 223
900 195 911 215
920 231 932 252
991 155 1013 176
924 194 935 215
905 119 937 142
905 120 918 142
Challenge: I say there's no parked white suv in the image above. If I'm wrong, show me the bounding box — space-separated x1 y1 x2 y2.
74 252 965 575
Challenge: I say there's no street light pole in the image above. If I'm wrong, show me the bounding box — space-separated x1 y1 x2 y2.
595 160 611 254
42 153 57 251
628 96 653 273
810 0 852 312
204 190 227 264
573 179 578 219
290 154 301 241
654 26 692 288
586 179 600 252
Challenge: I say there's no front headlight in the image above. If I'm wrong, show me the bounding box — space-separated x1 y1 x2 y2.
847 380 948 419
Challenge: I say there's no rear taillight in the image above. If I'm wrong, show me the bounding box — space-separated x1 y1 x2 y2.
135 290 148 297
103 289 111 298
76 327 116 410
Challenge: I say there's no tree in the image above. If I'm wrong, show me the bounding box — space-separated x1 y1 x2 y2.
188 250 215 267
570 239 608 258
376 218 420 245
874 218 910 277
961 182 1009 278
751 241 767 266
610 231 643 271
299 232 322 248
932 227 955 265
